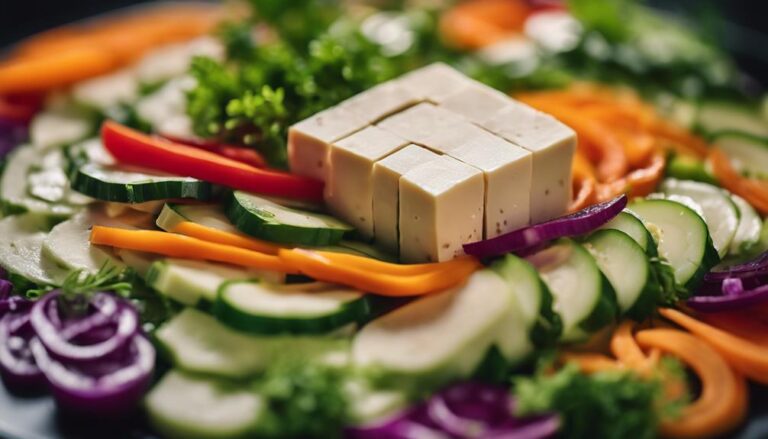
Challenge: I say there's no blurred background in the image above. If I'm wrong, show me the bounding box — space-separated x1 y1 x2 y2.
1 0 767 87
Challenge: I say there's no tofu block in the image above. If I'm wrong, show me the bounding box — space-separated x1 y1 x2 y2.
439 82 511 126
399 156 484 263
372 145 441 254
287 107 368 181
430 127 532 237
338 81 422 124
326 126 409 237
377 103 465 146
397 63 472 102
483 102 576 223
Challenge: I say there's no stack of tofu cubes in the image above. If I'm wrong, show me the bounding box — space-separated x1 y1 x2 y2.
288 63 576 263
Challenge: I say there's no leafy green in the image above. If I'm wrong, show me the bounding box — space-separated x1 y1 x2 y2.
58 263 132 317
248 0 342 52
651 257 689 305
257 359 348 438
514 364 661 439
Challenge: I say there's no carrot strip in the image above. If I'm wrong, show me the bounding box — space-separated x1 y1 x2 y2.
314 251 479 277
171 221 282 255
636 328 747 439
90 226 297 274
440 0 532 49
610 321 649 368
560 352 624 373
278 249 480 297
596 152 665 201
660 308 768 384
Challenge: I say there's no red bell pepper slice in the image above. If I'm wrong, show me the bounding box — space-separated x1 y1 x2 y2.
101 120 323 202
158 132 267 169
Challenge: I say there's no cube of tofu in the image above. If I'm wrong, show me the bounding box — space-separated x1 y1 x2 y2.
326 126 409 238
372 145 441 254
338 81 422 124
483 101 576 223
439 82 511 126
399 156 484 263
377 103 465 146
429 127 532 237
397 63 472 102
287 107 368 181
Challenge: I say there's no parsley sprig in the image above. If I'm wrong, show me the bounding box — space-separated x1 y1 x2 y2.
58 264 132 317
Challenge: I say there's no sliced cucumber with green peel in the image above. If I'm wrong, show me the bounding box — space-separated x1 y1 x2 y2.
64 138 116 176
526 239 618 341
661 179 739 258
491 254 562 346
156 203 238 233
713 131 768 179
730 194 762 256
630 198 719 290
351 269 519 389
115 249 157 278
27 149 91 206
666 154 717 185
600 210 657 257
583 229 659 320
71 163 214 203
156 308 346 379
215 281 368 335
320 240 397 263
42 210 124 274
227 191 353 246
696 101 768 138
0 215 68 287
146 259 283 306
146 371 265 439
29 108 95 150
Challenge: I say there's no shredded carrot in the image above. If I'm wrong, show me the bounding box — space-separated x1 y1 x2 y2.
560 352 624 373
278 249 481 297
636 328 747 439
171 221 282 255
90 226 297 274
440 0 533 49
609 321 652 370
314 251 480 277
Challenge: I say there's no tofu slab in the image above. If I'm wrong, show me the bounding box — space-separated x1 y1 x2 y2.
434 127 533 237
372 145 441 254
287 107 368 181
377 102 466 146
483 102 576 223
397 63 472 102
338 81 422 124
326 126 409 237
399 156 484 263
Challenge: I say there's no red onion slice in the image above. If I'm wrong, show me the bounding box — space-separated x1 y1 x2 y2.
688 284 768 312
705 251 768 282
463 195 627 258
0 310 45 391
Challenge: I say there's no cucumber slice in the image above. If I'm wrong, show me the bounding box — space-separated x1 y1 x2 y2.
730 194 762 256
146 371 265 439
666 154 717 185
661 179 739 258
352 270 517 388
526 239 618 341
29 108 94 150
115 249 157 278
215 281 369 335
0 215 68 286
344 379 408 425
156 308 346 379
713 131 768 179
491 254 562 346
42 210 124 274
600 210 658 257
323 240 398 263
696 101 768 138
71 163 214 203
630 198 719 290
156 203 238 233
27 149 91 206
72 70 138 112
146 259 284 306
583 229 660 319
64 138 116 175
227 191 353 246
1 147 78 218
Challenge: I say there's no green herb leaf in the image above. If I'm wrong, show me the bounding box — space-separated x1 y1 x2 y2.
59 263 132 317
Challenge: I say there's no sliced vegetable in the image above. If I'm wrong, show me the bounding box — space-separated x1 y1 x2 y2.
526 239 617 341
0 300 43 391
70 163 214 203
583 229 659 319
629 198 719 289
464 195 627 258
42 210 124 274
599 210 657 257
146 371 265 439
101 121 324 202
709 147 768 215
660 179 739 258
0 214 68 286
159 132 267 168
688 279 768 312
729 194 763 256
214 281 368 335
696 101 768 138
227 191 353 246
90 226 298 274
713 131 768 179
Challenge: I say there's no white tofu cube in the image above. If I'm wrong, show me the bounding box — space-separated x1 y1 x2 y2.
425 125 532 237
439 82 511 126
483 101 576 223
397 63 472 102
338 81 422 124
399 156 484 262
377 103 465 146
326 126 409 238
372 145 441 254
287 107 368 181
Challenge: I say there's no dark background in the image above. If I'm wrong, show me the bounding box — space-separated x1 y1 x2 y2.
1 0 767 86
